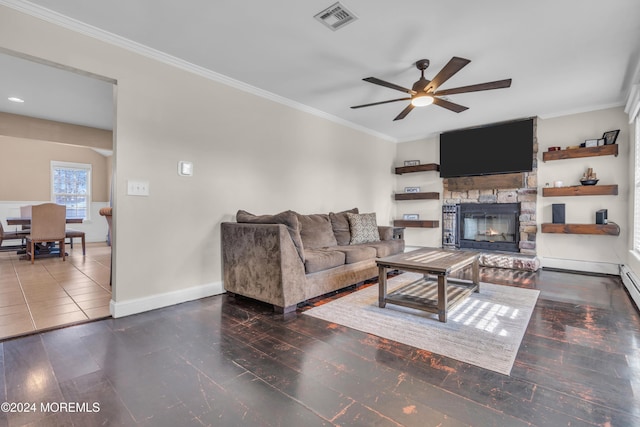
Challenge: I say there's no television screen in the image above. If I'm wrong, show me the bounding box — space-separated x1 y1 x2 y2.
439 118 534 178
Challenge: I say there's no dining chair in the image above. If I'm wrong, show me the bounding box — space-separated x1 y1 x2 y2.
0 222 28 251
26 203 67 264
99 207 112 246
19 205 32 231
99 206 113 286
65 228 86 255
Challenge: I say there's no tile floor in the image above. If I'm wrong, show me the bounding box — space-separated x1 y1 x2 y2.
0 242 111 340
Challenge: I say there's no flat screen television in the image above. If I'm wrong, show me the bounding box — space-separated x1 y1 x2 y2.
439 118 534 178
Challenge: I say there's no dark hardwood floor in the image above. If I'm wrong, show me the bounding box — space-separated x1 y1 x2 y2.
0 267 638 426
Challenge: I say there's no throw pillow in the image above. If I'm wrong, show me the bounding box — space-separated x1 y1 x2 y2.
295 213 338 249
329 207 359 246
347 212 380 245
236 210 305 261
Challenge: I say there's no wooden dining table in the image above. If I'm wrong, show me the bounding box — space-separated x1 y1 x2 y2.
5 217 83 259
6 217 83 226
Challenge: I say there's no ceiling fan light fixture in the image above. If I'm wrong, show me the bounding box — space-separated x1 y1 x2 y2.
351 56 511 120
411 94 434 107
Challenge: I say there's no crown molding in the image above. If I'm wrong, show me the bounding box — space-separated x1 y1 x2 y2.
0 0 396 143
537 101 626 120
92 148 113 157
626 84 640 123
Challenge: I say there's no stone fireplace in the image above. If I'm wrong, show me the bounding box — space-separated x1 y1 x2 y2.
440 119 539 269
442 175 538 256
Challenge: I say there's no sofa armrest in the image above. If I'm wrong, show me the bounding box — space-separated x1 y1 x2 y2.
378 226 395 241
221 222 307 310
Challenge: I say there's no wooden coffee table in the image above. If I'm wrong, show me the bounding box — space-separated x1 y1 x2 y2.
377 248 480 322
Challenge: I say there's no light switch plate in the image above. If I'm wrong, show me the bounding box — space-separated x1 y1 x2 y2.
127 180 149 196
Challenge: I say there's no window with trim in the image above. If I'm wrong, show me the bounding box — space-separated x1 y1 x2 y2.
634 119 640 252
51 161 92 220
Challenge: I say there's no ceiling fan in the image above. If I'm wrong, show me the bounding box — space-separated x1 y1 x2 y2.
351 57 512 121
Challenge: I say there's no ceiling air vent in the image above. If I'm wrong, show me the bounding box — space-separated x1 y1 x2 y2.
314 2 358 31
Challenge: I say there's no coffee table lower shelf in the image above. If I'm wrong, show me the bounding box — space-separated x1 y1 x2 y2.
385 276 479 316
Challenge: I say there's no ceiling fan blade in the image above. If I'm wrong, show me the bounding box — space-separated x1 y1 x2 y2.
351 97 411 109
425 57 470 92
434 79 512 96
363 77 416 94
433 97 468 113
393 104 415 121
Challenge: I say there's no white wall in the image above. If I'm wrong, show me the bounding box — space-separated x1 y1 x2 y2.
0 135 110 202
393 136 442 249
536 107 629 273
395 107 631 274
0 6 395 316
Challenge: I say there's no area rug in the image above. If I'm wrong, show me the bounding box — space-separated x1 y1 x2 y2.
304 272 540 375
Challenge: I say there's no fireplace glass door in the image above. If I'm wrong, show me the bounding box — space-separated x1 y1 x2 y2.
459 203 520 252
463 214 515 242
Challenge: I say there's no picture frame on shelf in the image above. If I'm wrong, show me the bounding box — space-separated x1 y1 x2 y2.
404 160 420 166
403 214 419 220
404 187 420 193
602 129 619 145
584 139 598 148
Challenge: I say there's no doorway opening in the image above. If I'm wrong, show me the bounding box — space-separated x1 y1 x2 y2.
0 49 117 340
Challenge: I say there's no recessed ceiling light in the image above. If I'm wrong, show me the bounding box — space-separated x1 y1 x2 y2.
8 97 24 103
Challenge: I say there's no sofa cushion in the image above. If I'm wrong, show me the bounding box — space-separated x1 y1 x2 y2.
328 245 377 264
296 213 338 249
329 208 359 246
365 239 405 257
378 226 394 241
236 210 305 261
347 212 381 245
303 249 345 273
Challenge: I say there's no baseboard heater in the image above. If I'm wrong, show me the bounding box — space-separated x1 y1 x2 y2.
620 264 640 311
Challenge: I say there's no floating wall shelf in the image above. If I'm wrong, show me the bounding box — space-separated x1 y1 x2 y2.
541 223 620 236
393 220 439 228
542 144 618 161
542 185 618 197
394 192 440 201
395 163 440 175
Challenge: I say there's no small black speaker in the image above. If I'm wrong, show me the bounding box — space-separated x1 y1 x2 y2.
596 209 608 224
552 204 565 224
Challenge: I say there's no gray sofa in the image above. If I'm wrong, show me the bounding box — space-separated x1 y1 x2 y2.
221 208 404 313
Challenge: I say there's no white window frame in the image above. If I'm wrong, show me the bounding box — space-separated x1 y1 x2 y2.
634 118 640 254
51 161 92 221
627 82 640 256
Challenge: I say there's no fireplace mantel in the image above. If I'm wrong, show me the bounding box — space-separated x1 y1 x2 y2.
446 172 526 192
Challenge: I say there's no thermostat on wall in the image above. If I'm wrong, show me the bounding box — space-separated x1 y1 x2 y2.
178 161 193 176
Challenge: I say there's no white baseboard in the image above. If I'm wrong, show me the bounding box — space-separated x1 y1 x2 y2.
110 281 225 318
540 257 620 275
620 265 640 310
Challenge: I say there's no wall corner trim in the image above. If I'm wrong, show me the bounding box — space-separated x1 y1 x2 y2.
110 281 224 318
